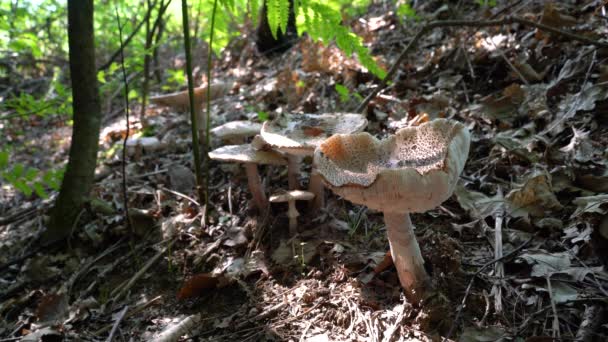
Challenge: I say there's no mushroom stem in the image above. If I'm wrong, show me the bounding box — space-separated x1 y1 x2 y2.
384 212 430 304
244 163 268 212
287 155 300 190
308 168 325 211
287 199 299 235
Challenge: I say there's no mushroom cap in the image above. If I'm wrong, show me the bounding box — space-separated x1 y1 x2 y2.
208 144 287 166
210 121 262 139
260 113 368 155
150 82 231 110
269 190 315 202
314 119 470 213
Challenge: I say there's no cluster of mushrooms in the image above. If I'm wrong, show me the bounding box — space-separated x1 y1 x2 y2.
151 85 471 302
209 113 471 303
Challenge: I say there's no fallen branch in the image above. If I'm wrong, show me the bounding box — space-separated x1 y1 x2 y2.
356 16 608 113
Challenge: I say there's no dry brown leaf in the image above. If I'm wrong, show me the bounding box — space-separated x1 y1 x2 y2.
177 273 228 300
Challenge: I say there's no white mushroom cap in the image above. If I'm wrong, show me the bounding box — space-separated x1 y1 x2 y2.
260 113 368 155
269 190 315 203
314 119 470 213
211 121 262 140
208 144 287 166
150 82 231 110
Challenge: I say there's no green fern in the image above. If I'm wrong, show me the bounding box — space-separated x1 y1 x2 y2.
263 0 386 79
249 0 260 26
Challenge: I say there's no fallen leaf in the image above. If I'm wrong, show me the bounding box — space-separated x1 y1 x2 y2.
459 325 505 342
506 171 562 218
571 194 608 218
454 183 503 219
519 251 571 277
177 273 228 300
35 292 69 324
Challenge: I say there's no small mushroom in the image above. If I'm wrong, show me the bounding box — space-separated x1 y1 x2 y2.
269 190 315 235
150 82 232 140
260 113 367 211
210 121 262 145
208 144 287 212
314 119 470 303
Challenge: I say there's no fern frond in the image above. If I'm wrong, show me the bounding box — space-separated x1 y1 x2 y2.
278 0 289 36
249 0 260 26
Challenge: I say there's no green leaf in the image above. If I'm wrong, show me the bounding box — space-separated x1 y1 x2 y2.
249 0 260 26
25 167 39 181
33 182 48 198
257 111 269 122
12 163 24 178
13 180 32 196
0 151 8 169
335 84 350 102
397 4 418 19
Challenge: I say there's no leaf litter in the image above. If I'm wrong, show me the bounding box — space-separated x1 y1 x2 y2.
2 1 608 341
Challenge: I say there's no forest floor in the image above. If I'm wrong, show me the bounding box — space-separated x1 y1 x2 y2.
2 1 608 341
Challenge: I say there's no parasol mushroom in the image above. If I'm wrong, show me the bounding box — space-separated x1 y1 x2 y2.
150 82 231 140
314 119 470 303
208 144 287 212
269 190 315 235
210 121 262 145
260 113 367 211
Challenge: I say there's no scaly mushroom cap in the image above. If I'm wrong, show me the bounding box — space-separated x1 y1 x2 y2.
314 119 470 213
211 121 262 140
208 144 287 166
260 113 368 155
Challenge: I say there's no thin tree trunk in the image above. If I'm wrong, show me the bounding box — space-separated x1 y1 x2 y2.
44 0 101 242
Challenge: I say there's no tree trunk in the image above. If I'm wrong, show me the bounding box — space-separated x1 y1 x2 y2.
256 0 298 55
44 0 101 243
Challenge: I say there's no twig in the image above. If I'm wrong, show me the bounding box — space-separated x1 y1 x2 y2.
153 313 201 342
98 7 154 71
546 276 561 339
181 0 205 205
356 16 608 113
94 296 162 336
106 305 129 342
160 186 200 206
491 187 504 314
444 234 536 341
114 4 134 237
575 305 604 342
110 239 176 303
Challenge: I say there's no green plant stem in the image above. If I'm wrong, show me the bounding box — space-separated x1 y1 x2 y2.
204 0 219 217
181 0 204 205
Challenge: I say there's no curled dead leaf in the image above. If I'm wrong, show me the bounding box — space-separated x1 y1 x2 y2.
177 273 229 300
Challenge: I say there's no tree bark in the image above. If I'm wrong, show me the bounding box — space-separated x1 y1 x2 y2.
44 0 101 242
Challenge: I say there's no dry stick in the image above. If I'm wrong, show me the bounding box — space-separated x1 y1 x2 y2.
492 187 504 314
355 16 608 113
546 276 561 339
181 0 205 205
106 305 129 342
204 0 220 218
114 5 134 236
444 234 536 341
110 239 176 303
94 296 162 336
